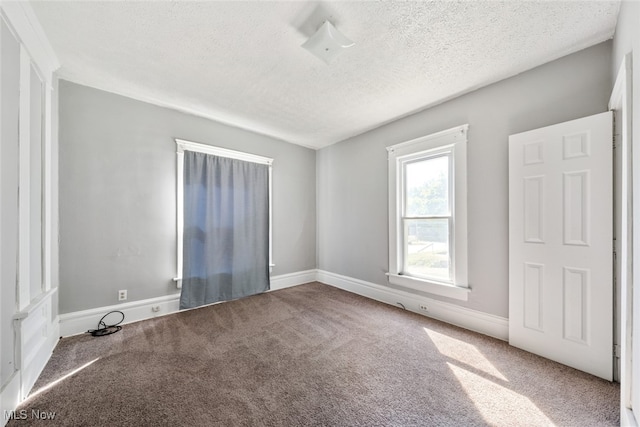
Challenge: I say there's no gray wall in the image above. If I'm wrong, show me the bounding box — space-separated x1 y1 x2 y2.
60 40 613 318
59 81 316 314
317 41 612 318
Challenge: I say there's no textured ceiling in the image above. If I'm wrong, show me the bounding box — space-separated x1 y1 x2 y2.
31 1 620 149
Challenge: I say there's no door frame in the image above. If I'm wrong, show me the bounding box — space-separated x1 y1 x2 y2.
610 52 635 426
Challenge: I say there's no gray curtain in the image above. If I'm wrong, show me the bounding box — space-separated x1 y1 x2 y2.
180 150 270 309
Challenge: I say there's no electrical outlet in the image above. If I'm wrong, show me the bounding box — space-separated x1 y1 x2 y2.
419 305 428 312
118 290 127 301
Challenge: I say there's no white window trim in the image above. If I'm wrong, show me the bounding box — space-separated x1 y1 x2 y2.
386 125 469 301
174 139 274 289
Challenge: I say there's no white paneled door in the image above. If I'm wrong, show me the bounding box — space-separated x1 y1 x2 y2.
509 111 613 380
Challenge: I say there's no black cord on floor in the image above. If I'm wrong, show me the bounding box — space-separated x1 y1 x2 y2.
87 310 125 337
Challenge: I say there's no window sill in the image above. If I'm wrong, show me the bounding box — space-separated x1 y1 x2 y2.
386 273 470 301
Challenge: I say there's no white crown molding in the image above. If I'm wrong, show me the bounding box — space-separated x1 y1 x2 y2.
0 2 60 76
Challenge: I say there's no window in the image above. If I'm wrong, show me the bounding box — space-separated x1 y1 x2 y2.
387 125 469 300
174 139 273 290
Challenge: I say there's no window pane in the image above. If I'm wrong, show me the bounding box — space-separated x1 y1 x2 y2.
405 155 449 217
404 218 450 281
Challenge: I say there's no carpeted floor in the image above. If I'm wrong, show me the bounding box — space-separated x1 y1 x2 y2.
9 282 618 426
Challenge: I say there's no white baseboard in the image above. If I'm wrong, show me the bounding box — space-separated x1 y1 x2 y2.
59 270 318 337
1 372 21 427
316 270 509 341
622 406 638 427
20 318 59 400
59 293 181 337
59 269 508 341
13 288 60 402
270 269 317 291
0 327 57 425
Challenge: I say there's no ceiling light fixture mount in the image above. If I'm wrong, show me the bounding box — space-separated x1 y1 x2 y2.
301 21 355 64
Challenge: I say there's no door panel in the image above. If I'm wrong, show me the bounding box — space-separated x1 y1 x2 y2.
509 111 613 380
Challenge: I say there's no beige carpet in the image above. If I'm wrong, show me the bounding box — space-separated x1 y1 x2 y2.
9 282 618 426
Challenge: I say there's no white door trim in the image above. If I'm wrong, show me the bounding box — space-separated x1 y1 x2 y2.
610 52 636 427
